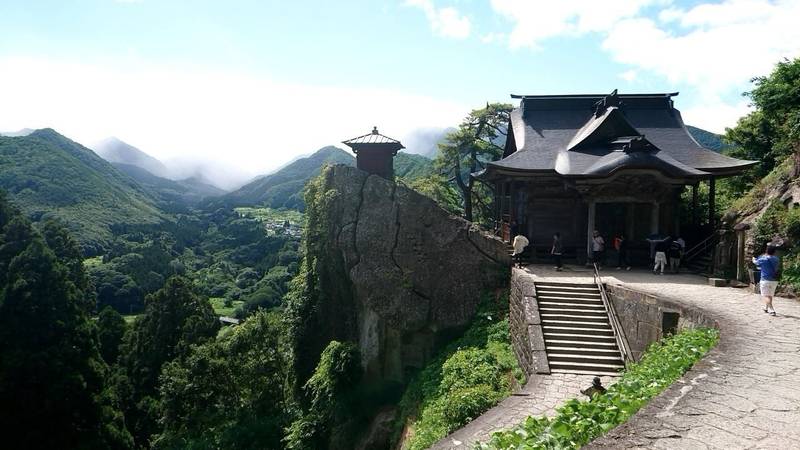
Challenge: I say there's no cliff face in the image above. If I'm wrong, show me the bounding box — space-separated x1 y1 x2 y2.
292 165 509 384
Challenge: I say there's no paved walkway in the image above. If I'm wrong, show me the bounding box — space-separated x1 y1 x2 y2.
435 265 800 449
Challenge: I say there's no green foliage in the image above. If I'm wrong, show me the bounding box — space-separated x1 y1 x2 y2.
395 152 435 181
725 57 800 194
394 292 523 450
480 328 720 450
118 276 220 447
0 129 166 254
155 311 292 450
98 306 128 365
0 192 133 449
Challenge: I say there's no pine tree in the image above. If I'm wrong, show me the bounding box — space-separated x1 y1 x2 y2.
0 196 133 449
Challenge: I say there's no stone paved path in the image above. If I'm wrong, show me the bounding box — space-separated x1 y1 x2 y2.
434 264 800 449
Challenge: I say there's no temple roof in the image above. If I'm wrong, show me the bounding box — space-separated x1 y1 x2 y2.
343 126 405 149
482 91 756 180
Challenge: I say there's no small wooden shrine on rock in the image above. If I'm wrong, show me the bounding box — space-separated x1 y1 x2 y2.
343 126 404 179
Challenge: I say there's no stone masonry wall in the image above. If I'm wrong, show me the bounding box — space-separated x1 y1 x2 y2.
510 268 549 377
606 283 718 361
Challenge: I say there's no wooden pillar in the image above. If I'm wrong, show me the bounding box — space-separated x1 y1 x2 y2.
691 184 699 226
708 177 716 229
587 200 596 259
650 202 660 234
625 203 635 240
736 229 746 282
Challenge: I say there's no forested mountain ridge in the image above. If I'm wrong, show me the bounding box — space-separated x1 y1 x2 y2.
687 125 730 152
218 146 433 210
0 129 166 254
91 136 171 178
113 162 225 210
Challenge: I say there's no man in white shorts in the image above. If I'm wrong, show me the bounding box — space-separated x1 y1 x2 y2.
753 245 780 316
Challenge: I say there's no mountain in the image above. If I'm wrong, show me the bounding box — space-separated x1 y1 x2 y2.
112 162 226 210
218 147 434 211
218 146 355 210
91 137 171 178
0 128 35 137
687 125 731 153
0 129 166 254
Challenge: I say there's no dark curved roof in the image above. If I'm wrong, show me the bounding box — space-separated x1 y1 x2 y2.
484 92 756 180
343 126 404 149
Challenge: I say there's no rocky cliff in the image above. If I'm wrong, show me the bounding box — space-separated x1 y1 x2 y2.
289 165 510 385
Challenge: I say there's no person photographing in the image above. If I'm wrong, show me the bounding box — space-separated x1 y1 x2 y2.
753 245 780 316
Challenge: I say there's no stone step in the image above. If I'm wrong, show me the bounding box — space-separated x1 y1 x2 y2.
538 301 606 309
543 319 612 329
536 290 602 299
550 368 622 376
544 339 619 347
546 346 622 354
535 282 596 289
543 332 618 343
540 313 608 321
548 360 624 372
537 296 604 304
543 325 614 335
539 307 608 316
548 353 624 362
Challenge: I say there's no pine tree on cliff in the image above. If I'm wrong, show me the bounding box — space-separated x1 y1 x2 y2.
0 194 133 449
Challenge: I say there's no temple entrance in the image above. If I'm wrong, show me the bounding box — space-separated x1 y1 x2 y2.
595 203 627 239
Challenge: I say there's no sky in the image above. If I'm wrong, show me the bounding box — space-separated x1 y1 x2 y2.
1 0 799 184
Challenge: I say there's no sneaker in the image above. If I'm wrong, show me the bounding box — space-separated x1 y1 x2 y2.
626 267 631 271
769 311 777 316
763 308 769 313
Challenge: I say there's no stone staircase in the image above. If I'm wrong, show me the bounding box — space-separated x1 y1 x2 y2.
685 251 713 274
535 281 625 376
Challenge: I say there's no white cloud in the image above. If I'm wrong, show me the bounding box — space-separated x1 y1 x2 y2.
0 57 468 184
489 0 658 49
619 70 638 82
603 0 800 97
406 0 471 39
480 32 506 44
681 99 752 134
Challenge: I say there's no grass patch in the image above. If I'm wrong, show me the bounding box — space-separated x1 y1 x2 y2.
122 314 140 325
393 291 524 450
209 297 245 317
479 327 719 450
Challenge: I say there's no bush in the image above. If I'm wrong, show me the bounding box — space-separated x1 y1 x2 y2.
441 385 503 428
480 327 720 450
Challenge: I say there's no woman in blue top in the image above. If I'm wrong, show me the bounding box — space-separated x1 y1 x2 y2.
753 246 780 316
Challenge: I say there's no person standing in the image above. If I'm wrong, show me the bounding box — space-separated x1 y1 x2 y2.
551 232 563 271
653 237 670 275
591 230 605 268
512 234 530 269
668 239 682 273
615 233 631 270
753 245 780 316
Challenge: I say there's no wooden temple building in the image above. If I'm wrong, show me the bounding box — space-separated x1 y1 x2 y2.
477 90 756 263
343 126 404 179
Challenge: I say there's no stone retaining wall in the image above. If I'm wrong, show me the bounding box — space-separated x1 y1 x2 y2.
606 283 719 361
510 268 549 376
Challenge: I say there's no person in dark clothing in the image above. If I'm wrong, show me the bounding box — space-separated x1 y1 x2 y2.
668 239 682 273
551 232 563 271
581 377 607 398
653 237 671 275
614 233 631 270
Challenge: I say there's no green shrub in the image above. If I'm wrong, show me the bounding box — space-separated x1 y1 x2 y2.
394 292 523 450
480 327 719 450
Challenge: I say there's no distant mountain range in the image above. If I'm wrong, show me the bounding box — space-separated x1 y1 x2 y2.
91 137 171 178
216 147 433 210
686 125 730 152
0 129 167 253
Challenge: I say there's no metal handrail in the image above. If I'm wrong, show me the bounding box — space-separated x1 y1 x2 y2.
592 263 633 366
684 233 718 263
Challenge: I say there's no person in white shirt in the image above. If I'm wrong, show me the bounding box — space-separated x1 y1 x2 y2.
512 234 530 268
591 230 605 268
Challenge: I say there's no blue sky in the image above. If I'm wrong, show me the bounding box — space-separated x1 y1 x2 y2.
1 0 799 183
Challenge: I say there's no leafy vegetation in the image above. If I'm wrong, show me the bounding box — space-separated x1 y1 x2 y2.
480 327 720 450
0 129 166 254
0 192 133 449
393 292 523 450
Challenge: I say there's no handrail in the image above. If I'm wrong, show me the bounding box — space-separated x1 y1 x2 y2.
593 263 633 366
684 233 718 263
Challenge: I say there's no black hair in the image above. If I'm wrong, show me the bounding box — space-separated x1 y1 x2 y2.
766 245 777 255
554 232 560 237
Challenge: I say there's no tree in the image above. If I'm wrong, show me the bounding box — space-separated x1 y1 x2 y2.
118 276 220 447
726 57 800 192
0 194 132 449
155 311 292 450
98 306 128 365
434 103 512 222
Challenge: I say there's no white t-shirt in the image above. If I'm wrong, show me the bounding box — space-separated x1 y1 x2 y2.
592 236 605 252
512 235 529 255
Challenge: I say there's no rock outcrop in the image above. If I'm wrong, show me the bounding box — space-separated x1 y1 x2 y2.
294 165 509 384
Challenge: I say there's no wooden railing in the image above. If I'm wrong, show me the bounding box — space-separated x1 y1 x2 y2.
593 263 633 366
